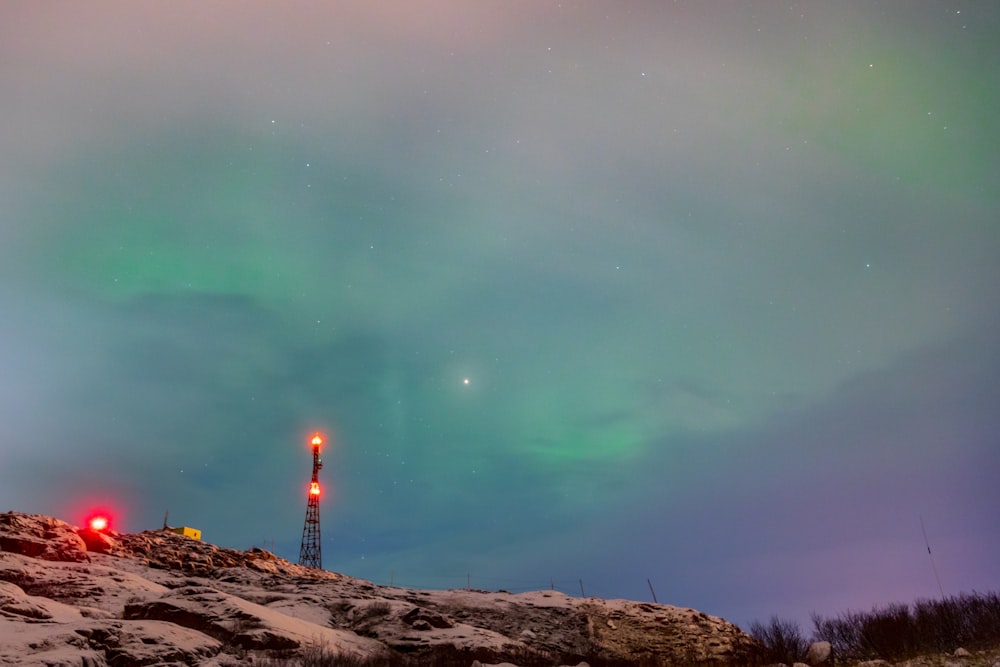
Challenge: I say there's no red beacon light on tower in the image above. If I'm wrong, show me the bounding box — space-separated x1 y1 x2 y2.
307 434 323 497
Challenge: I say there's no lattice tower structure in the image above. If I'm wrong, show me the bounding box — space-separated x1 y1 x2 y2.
298 433 324 568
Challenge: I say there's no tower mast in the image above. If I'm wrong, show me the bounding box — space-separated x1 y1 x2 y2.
298 433 324 568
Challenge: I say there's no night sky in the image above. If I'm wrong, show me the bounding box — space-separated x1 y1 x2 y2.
2 2 998 630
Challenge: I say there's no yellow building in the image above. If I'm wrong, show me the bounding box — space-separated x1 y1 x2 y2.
168 526 202 540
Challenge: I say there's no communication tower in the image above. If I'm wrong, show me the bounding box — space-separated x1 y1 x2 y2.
298 432 325 568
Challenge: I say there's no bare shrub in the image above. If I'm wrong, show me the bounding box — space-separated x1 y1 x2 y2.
811 590 1000 662
359 601 392 620
748 615 808 664
252 641 555 667
253 640 394 667
857 602 919 658
298 643 386 667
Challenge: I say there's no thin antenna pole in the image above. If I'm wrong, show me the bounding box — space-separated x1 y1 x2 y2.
920 515 946 600
647 578 659 604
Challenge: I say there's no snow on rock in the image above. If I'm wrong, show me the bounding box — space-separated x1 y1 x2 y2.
0 578 82 621
0 511 89 562
77 619 224 665
124 583 386 655
0 510 759 665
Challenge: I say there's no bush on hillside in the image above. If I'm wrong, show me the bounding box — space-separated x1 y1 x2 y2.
748 615 808 665
810 591 1000 661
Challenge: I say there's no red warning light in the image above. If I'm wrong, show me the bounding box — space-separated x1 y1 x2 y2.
309 482 321 496
87 514 110 532
311 433 323 447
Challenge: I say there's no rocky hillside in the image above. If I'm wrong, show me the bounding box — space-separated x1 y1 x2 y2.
0 511 758 666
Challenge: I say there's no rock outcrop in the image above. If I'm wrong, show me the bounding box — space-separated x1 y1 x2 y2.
806 640 832 665
0 510 758 666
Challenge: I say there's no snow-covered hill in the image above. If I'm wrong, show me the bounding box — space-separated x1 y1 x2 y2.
0 511 756 666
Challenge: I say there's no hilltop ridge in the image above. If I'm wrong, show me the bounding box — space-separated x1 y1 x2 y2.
0 511 756 666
